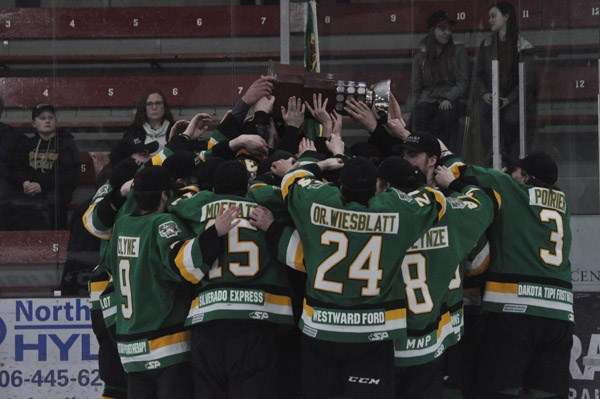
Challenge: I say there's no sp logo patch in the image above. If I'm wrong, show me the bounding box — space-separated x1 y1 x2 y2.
145 360 161 370
368 332 389 341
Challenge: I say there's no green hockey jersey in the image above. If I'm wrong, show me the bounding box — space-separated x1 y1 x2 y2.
167 189 294 327
85 182 116 325
280 166 447 343
444 156 574 323
394 186 499 366
107 211 206 373
83 147 177 318
444 235 490 345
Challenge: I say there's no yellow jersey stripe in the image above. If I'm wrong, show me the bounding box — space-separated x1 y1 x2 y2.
264 293 292 306
425 187 447 221
493 189 502 210
303 300 314 318
82 203 111 240
486 281 519 294
148 331 191 351
90 280 109 293
174 239 205 284
281 170 311 200
436 311 452 339
385 308 406 321
448 161 465 178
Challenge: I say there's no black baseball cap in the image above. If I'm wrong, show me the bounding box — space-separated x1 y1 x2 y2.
427 10 456 31
109 137 160 165
213 160 250 195
134 165 172 192
519 152 558 185
195 157 225 191
340 156 378 193
399 132 441 158
32 103 56 119
377 156 426 191
162 151 198 180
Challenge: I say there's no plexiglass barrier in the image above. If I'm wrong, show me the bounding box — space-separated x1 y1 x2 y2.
0 0 598 297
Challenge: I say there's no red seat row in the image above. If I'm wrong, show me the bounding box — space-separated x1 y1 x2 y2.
0 70 411 109
0 230 68 294
0 230 69 265
0 1 598 40
0 64 596 111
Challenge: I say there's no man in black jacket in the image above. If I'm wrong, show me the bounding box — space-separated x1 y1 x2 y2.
10 103 80 229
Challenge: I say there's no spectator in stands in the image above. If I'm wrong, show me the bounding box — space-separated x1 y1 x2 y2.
123 88 175 154
10 103 80 230
403 10 470 154
476 1 535 163
0 97 23 230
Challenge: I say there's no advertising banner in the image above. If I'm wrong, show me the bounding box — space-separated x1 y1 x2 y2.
571 216 600 292
0 298 101 399
570 293 600 399
0 294 598 398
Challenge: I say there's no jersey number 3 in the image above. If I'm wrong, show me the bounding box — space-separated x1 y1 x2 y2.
539 209 564 267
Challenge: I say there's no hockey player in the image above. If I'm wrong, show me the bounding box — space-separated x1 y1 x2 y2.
167 160 295 398
267 155 447 399
443 147 573 399
376 157 500 398
382 115 494 399
83 113 257 399
106 165 237 398
397 130 441 187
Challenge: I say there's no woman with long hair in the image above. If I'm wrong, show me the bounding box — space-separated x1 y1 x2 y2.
404 10 470 153
476 1 535 163
124 88 175 154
